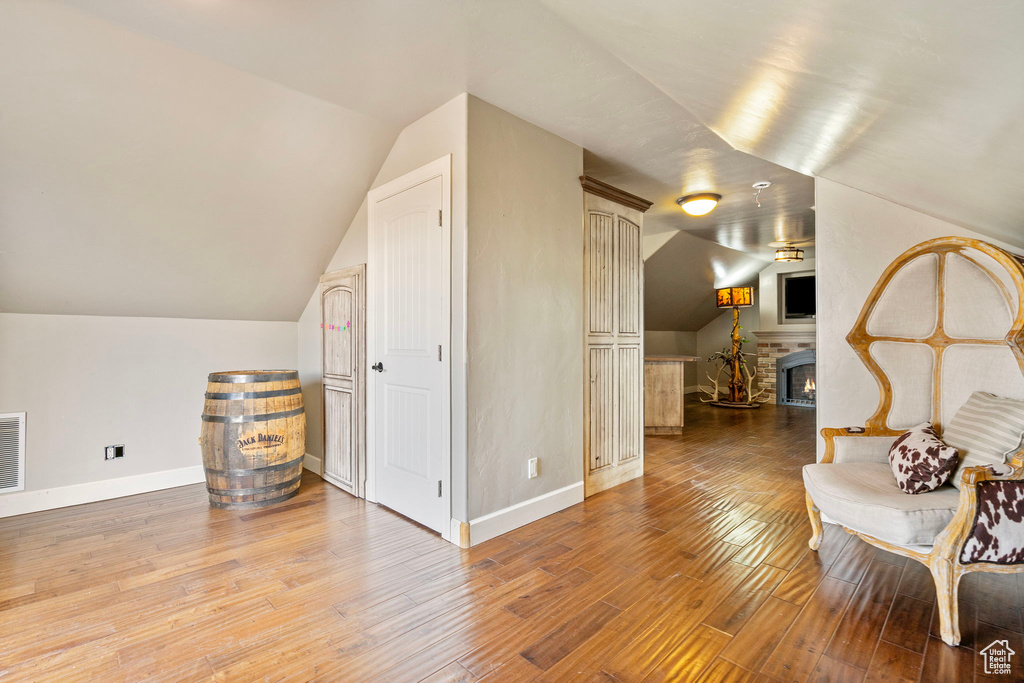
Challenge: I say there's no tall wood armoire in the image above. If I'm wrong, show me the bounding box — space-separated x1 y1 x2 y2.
582 176 652 497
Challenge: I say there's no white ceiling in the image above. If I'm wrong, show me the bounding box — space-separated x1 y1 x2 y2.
541 0 1024 249
6 0 1017 329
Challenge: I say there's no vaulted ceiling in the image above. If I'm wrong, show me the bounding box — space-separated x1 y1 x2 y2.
542 0 1024 249
0 1 397 321
3 0 1019 330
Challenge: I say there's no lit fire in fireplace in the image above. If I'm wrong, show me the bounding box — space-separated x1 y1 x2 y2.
804 378 816 395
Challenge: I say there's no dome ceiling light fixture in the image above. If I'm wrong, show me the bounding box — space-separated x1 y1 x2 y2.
676 192 722 216
775 244 805 262
753 181 771 207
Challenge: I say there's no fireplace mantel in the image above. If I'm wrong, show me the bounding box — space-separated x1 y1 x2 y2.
752 329 816 344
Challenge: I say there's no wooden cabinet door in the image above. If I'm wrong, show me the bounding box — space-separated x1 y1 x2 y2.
584 194 644 497
321 265 365 497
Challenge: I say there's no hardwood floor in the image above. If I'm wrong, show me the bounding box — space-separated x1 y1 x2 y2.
1 398 1018 681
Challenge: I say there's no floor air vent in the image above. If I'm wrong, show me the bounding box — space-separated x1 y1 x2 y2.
0 413 25 493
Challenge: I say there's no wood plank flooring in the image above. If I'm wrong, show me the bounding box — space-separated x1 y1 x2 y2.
1 398 1019 681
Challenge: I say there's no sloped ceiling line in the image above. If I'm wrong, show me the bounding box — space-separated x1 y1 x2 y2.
9 0 814 330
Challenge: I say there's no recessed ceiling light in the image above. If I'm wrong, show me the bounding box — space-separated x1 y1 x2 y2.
676 192 722 216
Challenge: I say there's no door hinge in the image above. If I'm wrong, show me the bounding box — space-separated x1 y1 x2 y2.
438 209 442 226
437 480 442 497
438 345 442 361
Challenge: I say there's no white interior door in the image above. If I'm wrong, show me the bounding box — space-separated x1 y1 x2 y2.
368 168 449 534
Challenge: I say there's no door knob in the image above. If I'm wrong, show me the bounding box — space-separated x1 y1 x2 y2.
371 362 384 372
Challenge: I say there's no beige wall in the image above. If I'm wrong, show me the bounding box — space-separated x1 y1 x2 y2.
645 331 697 357
297 94 584 525
297 93 470 517
815 179 1022 458
466 97 584 520
645 331 699 389
0 313 296 492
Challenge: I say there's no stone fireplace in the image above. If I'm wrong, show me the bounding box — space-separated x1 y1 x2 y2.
754 331 816 404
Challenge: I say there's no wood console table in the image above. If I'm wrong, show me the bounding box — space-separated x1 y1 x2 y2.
644 355 702 434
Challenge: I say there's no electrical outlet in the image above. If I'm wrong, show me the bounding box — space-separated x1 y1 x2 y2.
527 457 539 479
105 445 125 460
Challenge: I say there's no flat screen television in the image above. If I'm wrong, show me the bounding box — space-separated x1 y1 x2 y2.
783 273 815 320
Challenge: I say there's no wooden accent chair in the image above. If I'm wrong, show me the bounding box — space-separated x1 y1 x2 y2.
804 236 1024 646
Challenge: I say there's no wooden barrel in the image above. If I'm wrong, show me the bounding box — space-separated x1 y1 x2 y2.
200 370 306 509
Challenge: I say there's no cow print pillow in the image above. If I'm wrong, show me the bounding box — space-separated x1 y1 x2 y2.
888 423 960 494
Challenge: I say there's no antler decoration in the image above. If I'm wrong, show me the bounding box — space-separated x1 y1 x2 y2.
701 348 768 406
698 363 725 403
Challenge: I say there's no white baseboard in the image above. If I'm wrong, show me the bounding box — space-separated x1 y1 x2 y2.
468 481 584 546
0 465 205 519
303 453 322 475
684 385 701 394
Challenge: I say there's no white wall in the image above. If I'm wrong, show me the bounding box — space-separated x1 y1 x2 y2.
694 306 760 393
296 93 470 517
815 179 1023 458
757 256 817 333
465 96 584 520
0 313 296 495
